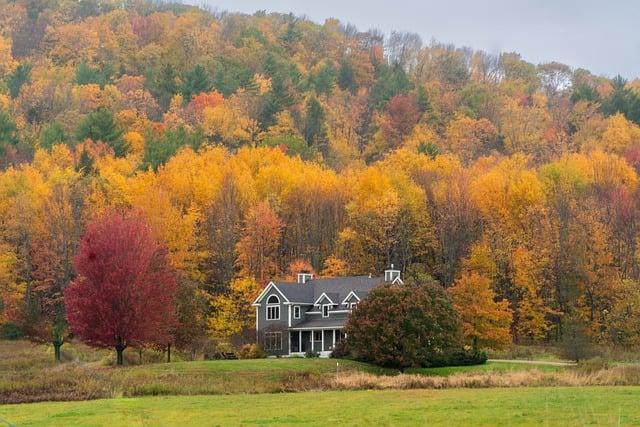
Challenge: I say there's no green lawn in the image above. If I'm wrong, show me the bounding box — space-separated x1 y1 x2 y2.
1 386 638 426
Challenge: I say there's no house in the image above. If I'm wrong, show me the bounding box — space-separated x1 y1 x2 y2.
252 266 403 357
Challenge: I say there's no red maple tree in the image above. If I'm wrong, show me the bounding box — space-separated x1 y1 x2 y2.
64 210 177 365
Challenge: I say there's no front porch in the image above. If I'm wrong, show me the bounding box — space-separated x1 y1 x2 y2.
288 328 345 357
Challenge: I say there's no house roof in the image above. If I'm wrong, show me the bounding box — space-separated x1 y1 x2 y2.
290 318 347 329
258 275 386 306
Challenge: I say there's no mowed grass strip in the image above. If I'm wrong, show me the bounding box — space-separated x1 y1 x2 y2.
2 386 639 426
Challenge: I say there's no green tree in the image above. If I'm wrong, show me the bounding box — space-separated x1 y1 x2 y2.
303 96 326 153
370 63 413 109
337 58 357 94
601 75 640 124
41 122 66 150
76 109 128 157
7 63 31 98
345 279 463 370
181 65 212 102
143 126 202 171
0 109 17 153
154 63 178 111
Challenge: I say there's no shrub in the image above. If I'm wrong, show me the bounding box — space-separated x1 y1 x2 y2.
238 344 267 359
426 349 488 367
345 279 463 370
305 349 320 358
330 340 350 359
0 323 23 340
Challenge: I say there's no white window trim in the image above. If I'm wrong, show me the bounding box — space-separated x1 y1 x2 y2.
252 282 290 306
293 305 301 319
313 292 335 306
266 294 280 321
322 304 330 318
341 291 361 305
350 302 358 309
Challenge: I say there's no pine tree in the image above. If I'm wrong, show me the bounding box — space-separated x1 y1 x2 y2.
181 65 212 102
76 109 128 157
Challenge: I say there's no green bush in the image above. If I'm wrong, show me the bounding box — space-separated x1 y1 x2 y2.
305 349 320 358
0 323 23 340
426 349 488 368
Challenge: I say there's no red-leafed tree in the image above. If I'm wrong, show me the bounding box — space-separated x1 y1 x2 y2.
64 211 177 365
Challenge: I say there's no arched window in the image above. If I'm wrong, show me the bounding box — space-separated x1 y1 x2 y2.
266 294 280 320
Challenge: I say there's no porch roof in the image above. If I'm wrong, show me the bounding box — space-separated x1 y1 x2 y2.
289 318 346 330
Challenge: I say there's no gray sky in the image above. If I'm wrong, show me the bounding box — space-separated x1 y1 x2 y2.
193 0 639 79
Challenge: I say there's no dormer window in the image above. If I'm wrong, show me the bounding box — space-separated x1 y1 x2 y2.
384 264 401 282
266 295 280 320
322 304 330 317
293 305 301 319
350 302 358 310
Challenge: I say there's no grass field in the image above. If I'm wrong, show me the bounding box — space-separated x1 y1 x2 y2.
2 386 638 426
2 340 574 404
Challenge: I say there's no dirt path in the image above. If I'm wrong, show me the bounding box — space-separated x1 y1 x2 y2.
488 358 576 366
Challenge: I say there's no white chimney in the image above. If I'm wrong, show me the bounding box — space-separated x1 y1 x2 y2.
297 272 313 284
384 264 401 282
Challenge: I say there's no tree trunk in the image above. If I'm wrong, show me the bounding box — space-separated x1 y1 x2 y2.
167 343 171 363
138 349 143 364
116 345 125 366
53 341 62 363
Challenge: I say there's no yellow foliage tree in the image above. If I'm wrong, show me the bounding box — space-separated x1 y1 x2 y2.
448 272 512 349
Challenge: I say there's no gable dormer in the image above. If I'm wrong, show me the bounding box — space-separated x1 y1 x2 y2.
384 264 401 282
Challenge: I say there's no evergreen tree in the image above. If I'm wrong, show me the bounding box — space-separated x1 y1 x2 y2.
370 63 413 109
76 63 101 85
0 109 17 153
312 63 336 96
338 58 357 94
155 63 178 111
7 63 31 99
181 64 212 101
600 75 640 124
303 96 326 153
76 109 128 157
41 122 66 150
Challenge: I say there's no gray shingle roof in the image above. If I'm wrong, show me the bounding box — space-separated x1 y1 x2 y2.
272 275 386 305
290 318 347 329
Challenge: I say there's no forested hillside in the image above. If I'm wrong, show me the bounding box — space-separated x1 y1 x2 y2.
1 0 640 351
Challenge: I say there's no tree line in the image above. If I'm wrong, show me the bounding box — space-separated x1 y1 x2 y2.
0 0 640 357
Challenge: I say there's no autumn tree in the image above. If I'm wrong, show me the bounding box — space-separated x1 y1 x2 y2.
448 272 512 350
64 211 177 365
208 277 261 345
236 202 284 283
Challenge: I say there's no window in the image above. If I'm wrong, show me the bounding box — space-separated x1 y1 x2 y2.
266 295 280 320
293 306 301 319
313 331 322 341
350 302 358 310
322 304 330 317
264 332 282 350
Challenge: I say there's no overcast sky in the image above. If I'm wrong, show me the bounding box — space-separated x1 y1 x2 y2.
193 0 639 79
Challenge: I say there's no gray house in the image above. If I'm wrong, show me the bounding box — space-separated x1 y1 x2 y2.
252 266 403 357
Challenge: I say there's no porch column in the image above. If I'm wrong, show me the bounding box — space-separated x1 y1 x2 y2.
321 330 325 352
311 330 314 351
298 330 302 353
332 329 336 348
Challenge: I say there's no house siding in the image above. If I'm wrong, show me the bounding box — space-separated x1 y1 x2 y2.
257 290 289 356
